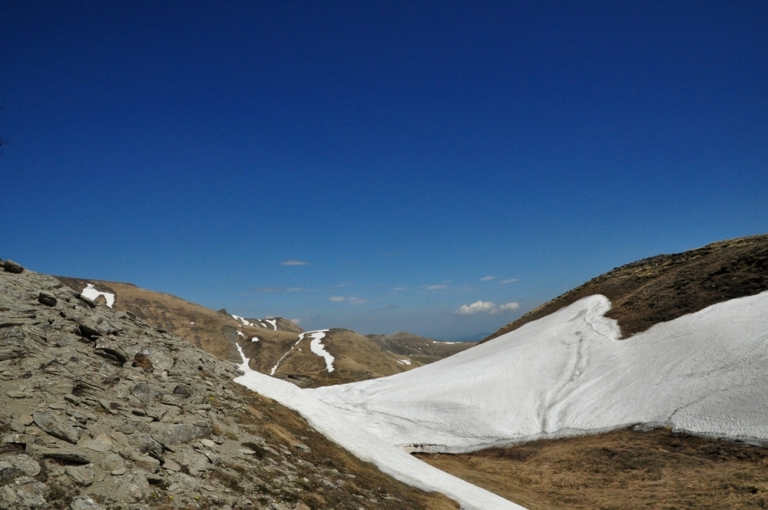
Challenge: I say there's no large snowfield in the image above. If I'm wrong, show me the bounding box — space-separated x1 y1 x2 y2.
235 291 768 509
311 291 768 453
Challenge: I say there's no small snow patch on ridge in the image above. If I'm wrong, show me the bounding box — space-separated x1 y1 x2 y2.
231 314 254 327
397 359 412 366
305 330 333 373
81 284 115 308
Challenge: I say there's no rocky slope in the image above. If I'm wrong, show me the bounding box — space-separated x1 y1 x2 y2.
54 278 418 388
0 261 457 509
366 332 475 365
485 233 768 341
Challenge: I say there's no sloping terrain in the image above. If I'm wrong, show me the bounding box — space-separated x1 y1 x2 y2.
416 427 768 510
312 293 768 452
366 331 476 364
485 233 768 341
0 261 458 509
54 278 418 387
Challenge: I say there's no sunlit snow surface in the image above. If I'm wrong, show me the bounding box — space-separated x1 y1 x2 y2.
310 293 768 453
81 284 115 308
233 345 522 510
306 330 334 372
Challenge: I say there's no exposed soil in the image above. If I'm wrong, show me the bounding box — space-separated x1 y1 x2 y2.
416 427 768 509
485 233 768 341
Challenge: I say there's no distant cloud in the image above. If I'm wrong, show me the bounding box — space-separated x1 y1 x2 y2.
290 318 302 324
500 278 519 284
455 301 496 315
251 286 302 293
425 284 448 290
392 286 407 291
455 300 521 315
330 296 368 304
280 260 308 266
480 276 496 281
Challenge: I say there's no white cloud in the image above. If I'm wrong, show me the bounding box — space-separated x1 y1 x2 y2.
425 284 448 290
455 300 497 315
500 278 519 284
280 260 308 266
330 296 368 305
480 276 496 281
455 300 521 315
290 318 302 324
392 287 407 291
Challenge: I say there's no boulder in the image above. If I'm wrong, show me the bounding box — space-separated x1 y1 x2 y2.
3 260 24 274
37 292 57 307
65 465 94 486
32 410 81 444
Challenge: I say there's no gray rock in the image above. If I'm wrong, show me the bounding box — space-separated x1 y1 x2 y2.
70 496 104 510
65 464 94 486
77 319 101 338
7 455 40 477
3 260 24 274
100 453 124 472
0 461 20 485
114 471 149 502
37 292 57 307
151 422 210 446
172 384 194 399
32 410 81 444
26 445 91 465
131 434 164 461
94 338 128 364
0 480 46 509
134 455 160 473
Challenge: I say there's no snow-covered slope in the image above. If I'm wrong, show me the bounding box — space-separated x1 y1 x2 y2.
310 292 768 453
233 345 524 510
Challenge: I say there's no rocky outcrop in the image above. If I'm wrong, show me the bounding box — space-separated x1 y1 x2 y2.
0 264 455 509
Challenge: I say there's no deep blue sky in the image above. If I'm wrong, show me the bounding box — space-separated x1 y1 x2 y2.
2 1 767 339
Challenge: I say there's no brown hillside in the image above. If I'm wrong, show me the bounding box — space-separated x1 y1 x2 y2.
367 331 476 364
417 427 768 510
53 277 419 387
485 233 768 342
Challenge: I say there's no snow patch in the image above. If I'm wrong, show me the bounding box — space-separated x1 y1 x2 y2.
304 330 333 373
397 359 412 366
233 344 522 510
265 319 277 330
251 336 260 343
231 314 253 327
311 292 768 453
81 284 115 308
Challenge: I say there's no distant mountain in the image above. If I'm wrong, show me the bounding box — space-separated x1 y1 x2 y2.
54 277 419 387
366 331 476 364
484 233 768 342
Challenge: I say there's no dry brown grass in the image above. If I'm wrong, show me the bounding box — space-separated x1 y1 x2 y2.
416 427 768 509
